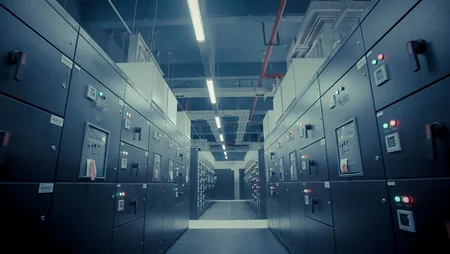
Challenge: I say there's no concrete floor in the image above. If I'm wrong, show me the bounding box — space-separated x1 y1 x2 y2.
167 201 289 254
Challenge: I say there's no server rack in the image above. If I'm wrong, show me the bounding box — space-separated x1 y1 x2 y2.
243 149 267 218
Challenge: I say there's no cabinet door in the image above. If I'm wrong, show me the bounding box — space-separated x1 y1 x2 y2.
118 142 148 183
289 183 307 254
112 218 144 254
299 139 329 181
368 0 450 110
304 182 333 226
121 104 150 151
306 217 336 254
144 184 164 254
114 184 146 227
377 77 450 179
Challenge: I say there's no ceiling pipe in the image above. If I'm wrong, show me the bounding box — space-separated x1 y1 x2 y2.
249 0 287 122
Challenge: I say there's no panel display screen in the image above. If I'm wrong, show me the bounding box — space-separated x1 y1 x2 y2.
168 159 174 182
289 151 298 180
153 153 161 181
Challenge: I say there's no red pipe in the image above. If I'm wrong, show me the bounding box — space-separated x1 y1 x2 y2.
249 0 287 122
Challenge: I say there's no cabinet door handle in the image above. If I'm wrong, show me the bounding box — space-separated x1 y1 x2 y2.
133 162 140 177
305 124 312 139
134 127 142 141
425 122 444 159
406 40 426 72
311 198 317 214
130 199 138 214
10 51 27 81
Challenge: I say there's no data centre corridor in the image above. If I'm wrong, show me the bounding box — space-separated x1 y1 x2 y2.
167 201 289 254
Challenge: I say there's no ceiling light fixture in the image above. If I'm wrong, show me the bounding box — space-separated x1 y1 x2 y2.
225 156 228 160
216 117 222 129
206 79 217 104
224 151 227 156
187 0 205 42
222 145 226 150
219 133 224 141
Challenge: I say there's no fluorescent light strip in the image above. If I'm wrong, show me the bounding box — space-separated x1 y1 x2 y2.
225 156 228 160
216 117 222 129
224 152 227 156
219 134 224 142
222 145 226 150
206 79 217 104
187 0 205 42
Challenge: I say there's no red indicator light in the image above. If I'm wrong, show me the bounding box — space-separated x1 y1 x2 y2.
378 54 385 60
122 192 126 197
390 120 398 127
402 196 410 204
339 87 345 91
125 152 128 156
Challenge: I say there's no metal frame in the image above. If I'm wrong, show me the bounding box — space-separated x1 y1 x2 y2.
79 122 110 180
335 117 363 178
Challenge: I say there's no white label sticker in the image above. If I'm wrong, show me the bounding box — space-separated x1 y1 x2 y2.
320 139 326 146
74 64 81 71
387 181 396 186
376 111 384 117
145 151 149 156
357 57 367 70
324 182 330 188
119 99 124 106
38 183 54 193
117 184 121 187
61 55 73 69
366 50 373 58
50 115 64 127
121 158 128 169
143 184 147 189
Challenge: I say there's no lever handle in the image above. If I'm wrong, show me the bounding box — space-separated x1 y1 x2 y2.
134 127 142 141
305 124 312 139
426 122 444 159
131 199 138 214
10 51 27 81
311 198 317 214
133 162 140 177
0 131 11 165
406 40 426 72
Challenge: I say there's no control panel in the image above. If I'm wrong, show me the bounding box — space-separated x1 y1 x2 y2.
86 85 108 112
397 209 416 233
336 118 363 177
278 157 285 181
289 151 297 180
153 152 162 181
168 159 174 182
79 122 109 180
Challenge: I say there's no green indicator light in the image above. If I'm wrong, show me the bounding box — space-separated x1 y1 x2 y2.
335 90 340 95
99 92 103 96
383 123 389 129
372 59 378 65
394 196 401 202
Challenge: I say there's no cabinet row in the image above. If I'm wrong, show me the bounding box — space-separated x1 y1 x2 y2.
267 179 450 254
1 182 189 254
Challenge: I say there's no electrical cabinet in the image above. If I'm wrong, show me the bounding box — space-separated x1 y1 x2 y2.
0 183 52 251
306 217 336 254
144 184 164 254
121 103 150 151
331 181 395 254
0 0 78 58
0 6 72 116
50 183 116 254
290 80 320 129
0 95 62 182
118 142 148 183
289 182 307 254
319 27 365 95
125 83 151 121
368 0 450 110
162 183 176 249
299 139 329 181
304 182 333 226
278 183 292 250
114 183 146 227
149 124 166 182
388 178 450 254
75 32 126 99
296 100 324 149
269 183 281 238
112 218 144 254
361 0 420 54
322 64 384 181
377 77 450 179
57 68 122 182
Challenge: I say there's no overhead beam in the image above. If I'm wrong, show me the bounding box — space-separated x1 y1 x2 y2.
172 87 275 98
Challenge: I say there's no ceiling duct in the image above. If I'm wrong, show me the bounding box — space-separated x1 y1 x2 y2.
286 0 371 64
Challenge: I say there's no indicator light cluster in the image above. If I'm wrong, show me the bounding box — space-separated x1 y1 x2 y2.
121 150 129 155
394 195 411 204
117 192 126 197
372 54 385 65
383 120 399 129
125 112 132 118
